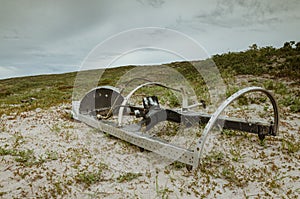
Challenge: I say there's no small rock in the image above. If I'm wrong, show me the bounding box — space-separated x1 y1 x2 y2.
35 108 42 113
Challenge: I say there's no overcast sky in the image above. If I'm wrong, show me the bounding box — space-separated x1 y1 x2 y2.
0 0 300 79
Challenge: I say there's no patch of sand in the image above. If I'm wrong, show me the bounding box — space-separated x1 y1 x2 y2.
0 103 299 198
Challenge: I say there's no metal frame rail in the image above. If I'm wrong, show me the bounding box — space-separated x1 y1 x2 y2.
73 85 279 170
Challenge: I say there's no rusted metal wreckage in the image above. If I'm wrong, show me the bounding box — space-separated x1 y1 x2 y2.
72 80 279 170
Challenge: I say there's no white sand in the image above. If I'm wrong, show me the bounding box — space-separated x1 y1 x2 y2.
0 100 299 198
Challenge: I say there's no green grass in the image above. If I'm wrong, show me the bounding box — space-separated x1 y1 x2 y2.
0 146 64 167
116 172 142 183
155 174 173 199
281 139 300 153
0 72 76 116
213 41 300 79
75 170 103 187
0 146 36 166
74 163 108 188
0 67 133 116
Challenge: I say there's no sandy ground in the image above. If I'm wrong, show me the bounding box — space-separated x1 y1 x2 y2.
0 94 299 198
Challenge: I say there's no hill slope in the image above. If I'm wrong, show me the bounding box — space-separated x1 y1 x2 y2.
0 42 299 117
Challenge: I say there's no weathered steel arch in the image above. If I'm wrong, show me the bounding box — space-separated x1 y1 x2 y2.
192 87 279 169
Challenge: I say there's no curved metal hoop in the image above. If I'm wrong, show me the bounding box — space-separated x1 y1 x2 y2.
192 87 279 169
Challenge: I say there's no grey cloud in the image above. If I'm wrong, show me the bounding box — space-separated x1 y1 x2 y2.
136 0 165 8
0 0 300 79
194 0 299 28
0 0 110 43
2 29 21 40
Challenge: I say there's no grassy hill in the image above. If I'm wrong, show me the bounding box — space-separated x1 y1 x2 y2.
0 42 299 117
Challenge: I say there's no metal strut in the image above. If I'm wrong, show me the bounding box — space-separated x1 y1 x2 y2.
117 82 187 127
